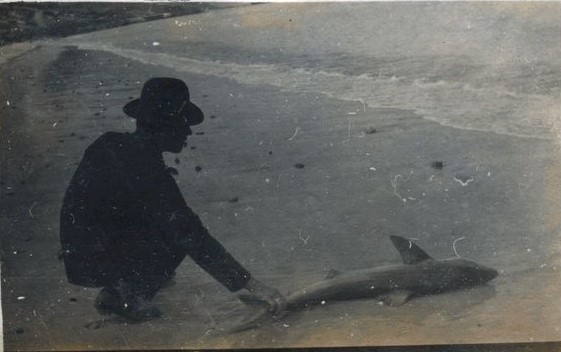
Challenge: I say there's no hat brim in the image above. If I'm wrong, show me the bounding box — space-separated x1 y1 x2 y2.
123 99 204 126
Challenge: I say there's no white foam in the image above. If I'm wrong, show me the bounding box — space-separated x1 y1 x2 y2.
69 42 557 140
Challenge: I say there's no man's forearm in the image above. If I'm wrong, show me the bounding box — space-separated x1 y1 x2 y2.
181 230 252 292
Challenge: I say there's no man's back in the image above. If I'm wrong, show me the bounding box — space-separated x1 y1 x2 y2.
60 132 171 286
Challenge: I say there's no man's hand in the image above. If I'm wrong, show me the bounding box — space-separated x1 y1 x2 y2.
243 277 286 315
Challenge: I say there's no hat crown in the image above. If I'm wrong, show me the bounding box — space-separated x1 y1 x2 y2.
123 77 204 126
140 78 190 116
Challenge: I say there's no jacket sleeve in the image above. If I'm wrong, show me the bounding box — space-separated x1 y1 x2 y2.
142 171 251 292
175 206 252 292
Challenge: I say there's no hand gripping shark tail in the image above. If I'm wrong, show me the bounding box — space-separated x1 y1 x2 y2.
230 235 498 333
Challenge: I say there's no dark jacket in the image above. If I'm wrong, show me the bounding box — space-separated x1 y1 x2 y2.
60 132 251 291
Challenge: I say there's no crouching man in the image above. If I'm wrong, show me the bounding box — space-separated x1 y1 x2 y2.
60 77 285 321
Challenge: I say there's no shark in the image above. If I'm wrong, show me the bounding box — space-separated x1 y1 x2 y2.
232 235 498 332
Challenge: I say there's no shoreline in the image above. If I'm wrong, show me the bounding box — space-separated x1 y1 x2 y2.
55 41 555 143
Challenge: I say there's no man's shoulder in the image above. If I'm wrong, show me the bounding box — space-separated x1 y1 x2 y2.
81 132 129 164
87 132 130 151
94 131 130 144
86 132 160 171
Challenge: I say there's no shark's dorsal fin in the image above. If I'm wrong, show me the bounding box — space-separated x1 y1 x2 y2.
390 236 432 265
325 269 342 279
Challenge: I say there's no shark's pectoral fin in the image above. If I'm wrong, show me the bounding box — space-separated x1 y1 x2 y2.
325 269 343 279
390 236 433 265
379 290 413 307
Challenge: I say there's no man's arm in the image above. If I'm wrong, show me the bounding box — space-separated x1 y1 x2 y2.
177 210 286 313
145 172 286 311
175 209 252 292
170 202 287 313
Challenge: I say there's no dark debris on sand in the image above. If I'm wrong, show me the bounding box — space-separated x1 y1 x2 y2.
364 127 378 134
431 161 445 170
228 196 239 203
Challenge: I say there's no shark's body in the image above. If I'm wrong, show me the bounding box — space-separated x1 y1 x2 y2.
232 236 498 332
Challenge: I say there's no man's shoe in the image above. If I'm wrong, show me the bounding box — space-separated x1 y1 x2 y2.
94 286 162 321
119 295 162 321
94 287 121 316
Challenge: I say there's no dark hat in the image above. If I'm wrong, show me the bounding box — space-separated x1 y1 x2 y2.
123 77 204 126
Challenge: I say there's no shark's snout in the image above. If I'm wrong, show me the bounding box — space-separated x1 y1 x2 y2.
449 259 499 285
479 265 499 283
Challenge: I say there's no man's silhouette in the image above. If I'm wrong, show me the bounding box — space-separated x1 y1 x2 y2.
60 77 285 321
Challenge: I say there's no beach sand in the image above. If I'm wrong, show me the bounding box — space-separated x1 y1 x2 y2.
1 3 561 350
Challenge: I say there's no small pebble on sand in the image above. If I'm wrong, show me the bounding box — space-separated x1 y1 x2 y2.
431 161 444 170
167 167 179 176
364 127 378 134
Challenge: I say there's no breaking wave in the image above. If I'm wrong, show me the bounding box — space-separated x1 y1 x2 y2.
70 43 559 140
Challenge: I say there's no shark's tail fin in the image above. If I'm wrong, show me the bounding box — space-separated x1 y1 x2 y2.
229 294 285 333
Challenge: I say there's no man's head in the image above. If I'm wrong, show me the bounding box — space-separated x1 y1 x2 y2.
124 78 204 153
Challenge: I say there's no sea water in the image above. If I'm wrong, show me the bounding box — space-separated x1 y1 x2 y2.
64 2 561 141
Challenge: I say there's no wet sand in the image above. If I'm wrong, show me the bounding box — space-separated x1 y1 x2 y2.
2 3 561 351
